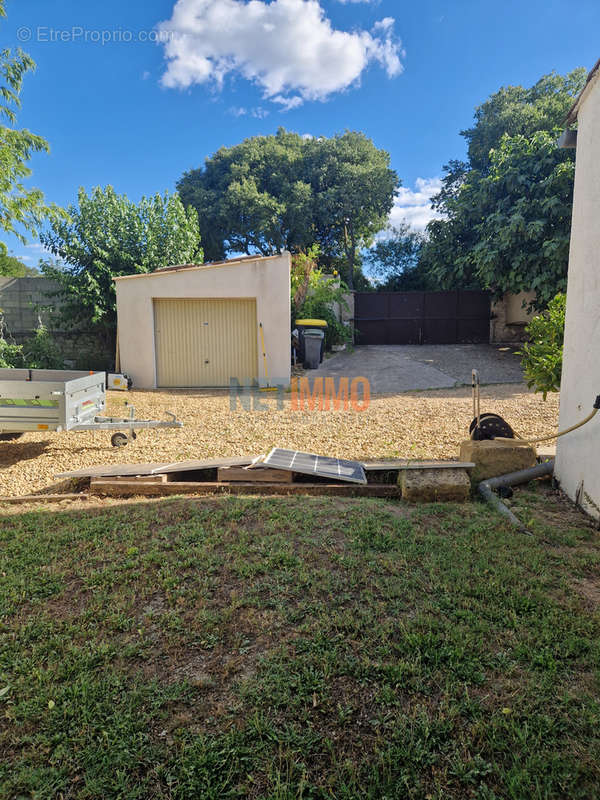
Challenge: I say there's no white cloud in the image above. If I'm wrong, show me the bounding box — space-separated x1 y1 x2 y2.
389 177 444 232
13 242 50 265
157 0 403 107
230 105 270 118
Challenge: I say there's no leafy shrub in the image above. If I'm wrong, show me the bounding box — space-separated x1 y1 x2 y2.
520 293 566 398
0 337 24 368
291 249 353 348
23 325 64 369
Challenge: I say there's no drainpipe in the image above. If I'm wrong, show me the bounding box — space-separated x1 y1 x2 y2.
478 460 555 536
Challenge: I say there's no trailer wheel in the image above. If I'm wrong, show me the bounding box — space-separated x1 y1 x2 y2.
111 432 128 448
0 433 23 442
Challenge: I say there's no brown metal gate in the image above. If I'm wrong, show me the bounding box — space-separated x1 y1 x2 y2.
354 290 491 345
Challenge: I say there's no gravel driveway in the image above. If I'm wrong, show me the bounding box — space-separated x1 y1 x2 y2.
315 344 524 394
0 382 558 497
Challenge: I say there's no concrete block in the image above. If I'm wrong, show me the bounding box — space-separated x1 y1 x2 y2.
399 468 471 503
459 439 537 483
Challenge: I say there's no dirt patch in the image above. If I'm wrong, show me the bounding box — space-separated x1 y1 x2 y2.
572 577 600 608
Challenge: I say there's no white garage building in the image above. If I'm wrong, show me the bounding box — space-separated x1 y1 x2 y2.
115 253 291 389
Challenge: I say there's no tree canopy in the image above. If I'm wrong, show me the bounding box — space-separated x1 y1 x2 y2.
0 252 39 277
0 0 59 257
177 128 399 289
41 186 202 354
363 224 434 291
420 69 587 306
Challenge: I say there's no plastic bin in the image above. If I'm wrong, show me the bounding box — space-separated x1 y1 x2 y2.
296 319 327 364
302 330 325 369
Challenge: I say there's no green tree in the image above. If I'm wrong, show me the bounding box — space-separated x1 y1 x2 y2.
177 128 398 289
0 252 39 277
467 132 574 306
308 132 398 289
420 69 586 303
462 70 586 172
0 0 60 257
364 223 436 291
41 186 202 355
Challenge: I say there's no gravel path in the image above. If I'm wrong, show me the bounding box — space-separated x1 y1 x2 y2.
0 384 559 497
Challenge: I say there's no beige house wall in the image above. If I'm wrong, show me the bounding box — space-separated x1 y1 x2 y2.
115 253 291 389
555 73 600 519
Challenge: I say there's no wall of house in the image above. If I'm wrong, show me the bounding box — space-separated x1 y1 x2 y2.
115 253 291 389
490 291 535 343
555 75 600 520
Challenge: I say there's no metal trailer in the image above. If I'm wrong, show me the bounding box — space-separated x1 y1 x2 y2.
0 368 182 447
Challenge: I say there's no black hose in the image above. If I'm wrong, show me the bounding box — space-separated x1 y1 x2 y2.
478 460 555 535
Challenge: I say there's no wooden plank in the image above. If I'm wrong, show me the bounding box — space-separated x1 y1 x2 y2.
362 460 475 471
89 480 403 499
218 466 293 483
156 457 257 474
91 475 168 485
0 493 88 504
56 456 258 479
57 462 172 479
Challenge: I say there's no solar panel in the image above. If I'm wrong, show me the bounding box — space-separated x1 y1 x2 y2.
259 448 367 485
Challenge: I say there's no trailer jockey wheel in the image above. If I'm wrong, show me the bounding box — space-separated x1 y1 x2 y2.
111 432 129 447
469 413 515 441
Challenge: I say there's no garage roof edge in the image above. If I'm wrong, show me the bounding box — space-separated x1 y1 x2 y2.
113 253 287 282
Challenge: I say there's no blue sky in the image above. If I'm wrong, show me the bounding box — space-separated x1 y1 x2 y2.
3 0 599 265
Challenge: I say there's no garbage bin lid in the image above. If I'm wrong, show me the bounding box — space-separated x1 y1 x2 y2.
295 318 327 327
303 329 325 337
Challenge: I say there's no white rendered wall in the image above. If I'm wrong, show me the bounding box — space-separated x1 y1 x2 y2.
555 78 600 519
115 253 291 389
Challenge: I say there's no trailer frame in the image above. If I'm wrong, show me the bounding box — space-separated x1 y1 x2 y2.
0 369 182 445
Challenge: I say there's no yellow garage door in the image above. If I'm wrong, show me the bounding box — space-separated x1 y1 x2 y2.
154 298 258 387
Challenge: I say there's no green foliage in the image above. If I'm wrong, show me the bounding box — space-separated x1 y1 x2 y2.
22 324 63 369
520 293 566 398
40 186 202 355
462 69 587 172
364 223 437 290
0 321 63 370
290 245 320 315
421 69 587 304
0 252 39 277
427 131 575 306
0 335 23 367
291 250 352 347
297 273 353 348
0 4 62 257
177 128 399 288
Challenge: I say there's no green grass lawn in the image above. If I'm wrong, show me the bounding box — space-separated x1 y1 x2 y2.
1 485 600 799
